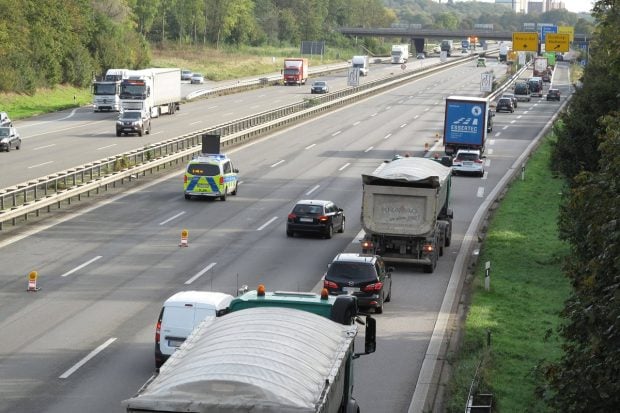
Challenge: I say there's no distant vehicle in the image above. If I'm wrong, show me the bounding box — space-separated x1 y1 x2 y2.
432 46 441 54
120 68 181 117
443 96 491 156
115 110 151 137
416 53 425 59
351 55 369 76
528 77 543 97
546 88 561 101
0 111 12 127
476 57 486 67
286 199 345 238
180 69 193 80
496 97 515 113
154 291 233 368
440 39 455 56
92 68 133 112
310 80 329 94
499 42 509 62
533 56 548 78
514 82 531 102
190 73 204 84
184 153 239 201
283 58 309 85
391 44 409 64
501 93 518 108
452 149 485 177
323 253 393 314
0 126 21 152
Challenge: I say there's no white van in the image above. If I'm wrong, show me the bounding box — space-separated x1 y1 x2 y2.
155 291 233 368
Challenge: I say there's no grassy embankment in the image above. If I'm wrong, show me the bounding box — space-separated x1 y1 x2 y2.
445 133 571 412
1 44 354 120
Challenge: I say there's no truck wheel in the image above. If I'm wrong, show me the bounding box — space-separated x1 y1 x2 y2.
424 252 437 273
325 225 333 239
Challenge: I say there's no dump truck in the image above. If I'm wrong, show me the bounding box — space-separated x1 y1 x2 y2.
360 157 453 273
120 68 181 117
443 96 491 156
123 306 376 413
283 58 309 85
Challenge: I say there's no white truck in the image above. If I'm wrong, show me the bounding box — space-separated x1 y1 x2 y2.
351 55 369 76
123 307 376 413
120 68 181 117
92 68 132 112
391 44 409 64
360 157 453 273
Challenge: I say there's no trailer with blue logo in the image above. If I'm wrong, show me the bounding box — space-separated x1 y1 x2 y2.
442 96 491 156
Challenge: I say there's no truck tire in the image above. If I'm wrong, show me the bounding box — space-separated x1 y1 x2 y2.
424 251 437 273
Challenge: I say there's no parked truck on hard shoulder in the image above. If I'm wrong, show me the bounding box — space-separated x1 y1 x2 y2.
391 44 409 64
360 157 453 273
124 287 376 413
351 55 370 76
283 58 309 85
440 39 455 57
92 68 132 112
120 68 181 117
442 96 492 156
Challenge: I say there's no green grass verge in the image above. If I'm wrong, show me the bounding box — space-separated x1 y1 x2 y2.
445 134 570 412
2 85 92 120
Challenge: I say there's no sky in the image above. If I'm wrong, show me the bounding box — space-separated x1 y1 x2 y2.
452 0 595 14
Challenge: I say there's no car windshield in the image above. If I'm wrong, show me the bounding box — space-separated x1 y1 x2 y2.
326 262 377 283
499 99 510 104
121 112 141 120
193 74 202 77
456 153 479 161
314 82 326 87
0 128 9 137
293 204 323 215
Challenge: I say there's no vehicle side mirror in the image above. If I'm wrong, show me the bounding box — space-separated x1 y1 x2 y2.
233 168 239 173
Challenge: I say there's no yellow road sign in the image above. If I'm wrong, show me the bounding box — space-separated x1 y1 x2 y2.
558 26 574 42
512 32 539 52
545 33 570 52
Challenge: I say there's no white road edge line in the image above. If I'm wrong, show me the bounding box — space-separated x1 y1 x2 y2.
185 262 217 285
159 211 186 226
59 337 117 379
306 185 320 196
257 217 278 231
270 160 285 168
338 163 350 171
364 146 374 153
305 143 316 150
28 161 54 169
61 256 103 277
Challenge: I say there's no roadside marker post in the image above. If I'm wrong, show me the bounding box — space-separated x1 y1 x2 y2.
179 229 189 247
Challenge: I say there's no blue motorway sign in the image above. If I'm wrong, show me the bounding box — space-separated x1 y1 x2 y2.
540 25 558 42
443 98 487 146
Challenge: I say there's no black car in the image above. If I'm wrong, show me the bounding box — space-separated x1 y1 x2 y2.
310 81 329 94
323 253 393 314
546 89 561 101
116 110 151 137
501 93 518 108
286 200 344 238
0 126 21 152
496 97 514 113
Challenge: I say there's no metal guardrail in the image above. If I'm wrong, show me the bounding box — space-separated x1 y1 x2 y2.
0 54 489 230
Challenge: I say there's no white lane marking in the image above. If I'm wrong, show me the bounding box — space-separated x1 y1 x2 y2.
364 146 374 153
487 149 494 155
190 120 202 125
424 108 430 112
386 106 392 110
271 160 285 168
488 139 495 146
223 112 234 116
332 131 341 136
257 217 278 231
185 262 217 285
305 143 316 150
250 105 261 109
494 132 501 137
523 111 529 114
502 126 509 130
517 115 523 119
150 131 163 136
338 163 350 171
510 120 516 124
400 123 407 128
477 187 485 197
28 161 54 169
34 144 56 151
414 115 419 119
159 211 186 225
59 337 117 379
383 133 392 140
353 121 361 126
306 185 320 196
207 106 218 110
482 171 488 180
61 256 103 277
485 159 491 167
97 144 117 150
354 229 365 242
370 112 378 117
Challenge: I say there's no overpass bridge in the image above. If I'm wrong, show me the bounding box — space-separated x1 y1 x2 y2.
338 27 589 53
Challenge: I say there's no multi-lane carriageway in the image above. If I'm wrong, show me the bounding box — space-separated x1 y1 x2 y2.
0 58 571 413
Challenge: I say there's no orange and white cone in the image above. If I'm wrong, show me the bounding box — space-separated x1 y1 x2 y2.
27 271 40 292
179 229 189 247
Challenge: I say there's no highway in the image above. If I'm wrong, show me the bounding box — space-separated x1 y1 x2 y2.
0 58 571 413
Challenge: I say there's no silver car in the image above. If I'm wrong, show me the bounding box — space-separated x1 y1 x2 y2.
451 149 485 177
0 126 21 152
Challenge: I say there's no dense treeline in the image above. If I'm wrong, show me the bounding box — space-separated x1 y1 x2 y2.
543 0 620 410
0 0 593 94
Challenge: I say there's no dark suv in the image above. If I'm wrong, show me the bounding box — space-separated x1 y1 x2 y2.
116 110 151 137
286 200 345 238
496 97 514 113
323 253 393 314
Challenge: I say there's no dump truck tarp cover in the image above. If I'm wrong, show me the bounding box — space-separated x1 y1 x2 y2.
123 307 356 413
362 157 451 188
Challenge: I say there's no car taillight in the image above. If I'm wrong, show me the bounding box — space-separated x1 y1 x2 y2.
363 282 383 292
318 215 329 222
474 159 483 164
288 213 297 220
423 243 434 253
361 240 373 249
324 280 339 289
184 175 187 183
155 320 161 344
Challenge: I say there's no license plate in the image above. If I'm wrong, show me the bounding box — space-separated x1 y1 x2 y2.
463 161 473 166
167 338 185 347
299 218 314 223
343 287 359 294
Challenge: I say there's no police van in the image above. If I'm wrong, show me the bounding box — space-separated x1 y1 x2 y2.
183 153 239 201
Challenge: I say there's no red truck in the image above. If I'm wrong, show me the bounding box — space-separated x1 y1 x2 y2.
283 58 308 85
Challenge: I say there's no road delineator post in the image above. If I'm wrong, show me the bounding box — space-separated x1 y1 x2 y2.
179 229 189 247
27 271 40 292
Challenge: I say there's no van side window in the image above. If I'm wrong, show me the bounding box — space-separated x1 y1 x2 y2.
223 161 232 174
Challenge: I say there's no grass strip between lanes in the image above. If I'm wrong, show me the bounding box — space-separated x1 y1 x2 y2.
446 133 570 412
